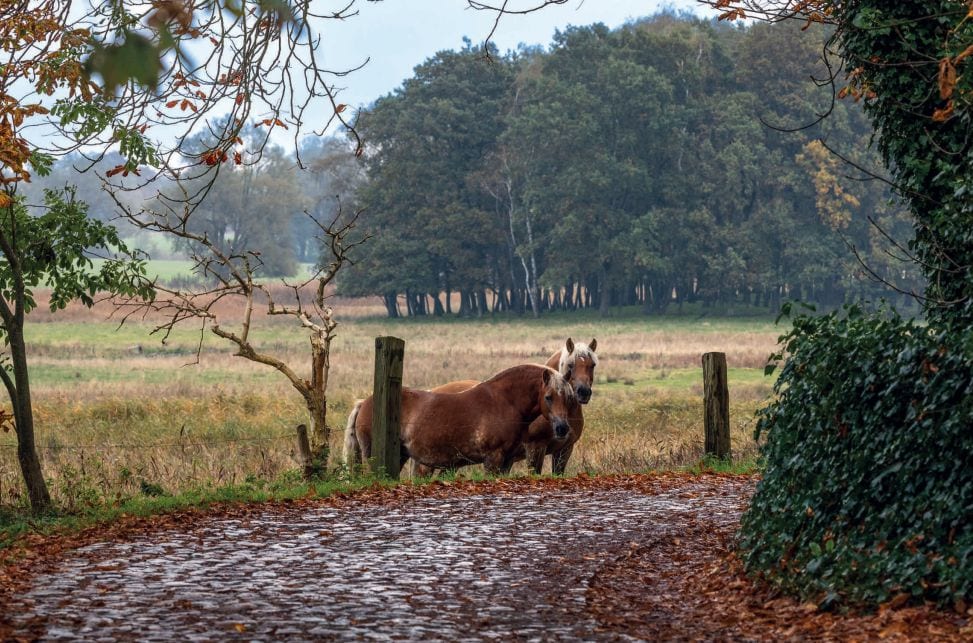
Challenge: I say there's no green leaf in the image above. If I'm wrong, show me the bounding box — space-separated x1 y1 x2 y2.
85 32 163 94
28 151 55 177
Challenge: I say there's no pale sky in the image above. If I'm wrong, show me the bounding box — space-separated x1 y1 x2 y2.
317 1 711 112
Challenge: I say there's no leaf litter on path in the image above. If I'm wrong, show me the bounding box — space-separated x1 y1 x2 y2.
0 472 969 641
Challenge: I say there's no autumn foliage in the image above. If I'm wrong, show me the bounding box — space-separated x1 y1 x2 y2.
0 1 93 195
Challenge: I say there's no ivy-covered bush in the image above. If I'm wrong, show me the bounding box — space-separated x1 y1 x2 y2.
739 303 973 608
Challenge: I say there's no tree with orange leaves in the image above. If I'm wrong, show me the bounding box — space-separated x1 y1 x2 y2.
0 0 147 513
0 0 369 511
0 2 86 190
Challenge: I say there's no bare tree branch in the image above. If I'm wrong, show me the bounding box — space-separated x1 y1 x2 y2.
112 187 367 460
841 230 963 307
465 0 573 57
695 1 836 25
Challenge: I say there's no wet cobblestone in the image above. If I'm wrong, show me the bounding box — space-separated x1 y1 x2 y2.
7 478 753 641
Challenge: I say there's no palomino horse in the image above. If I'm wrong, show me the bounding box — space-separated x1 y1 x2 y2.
427 337 599 476
343 364 577 475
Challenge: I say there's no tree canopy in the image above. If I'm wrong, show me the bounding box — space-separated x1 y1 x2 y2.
340 13 918 317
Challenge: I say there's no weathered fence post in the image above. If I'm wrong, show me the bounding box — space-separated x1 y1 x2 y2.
371 336 404 479
702 351 731 460
295 423 314 481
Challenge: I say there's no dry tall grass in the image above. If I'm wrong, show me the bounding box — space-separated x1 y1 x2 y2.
0 291 783 506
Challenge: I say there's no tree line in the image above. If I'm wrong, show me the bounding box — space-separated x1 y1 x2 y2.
19 131 363 282
17 12 923 320
341 13 922 317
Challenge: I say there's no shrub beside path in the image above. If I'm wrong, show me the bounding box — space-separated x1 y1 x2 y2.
0 472 969 641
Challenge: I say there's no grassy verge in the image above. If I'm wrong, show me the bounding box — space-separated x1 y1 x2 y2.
0 391 766 506
682 454 763 476
0 470 380 551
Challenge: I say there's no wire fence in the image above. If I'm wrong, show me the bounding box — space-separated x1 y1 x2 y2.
0 433 297 452
0 431 310 505
0 414 585 453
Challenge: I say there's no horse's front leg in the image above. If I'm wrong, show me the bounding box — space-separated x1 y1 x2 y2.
497 455 516 475
524 442 546 475
550 442 574 476
483 451 507 476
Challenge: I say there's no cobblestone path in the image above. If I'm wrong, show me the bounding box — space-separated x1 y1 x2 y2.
3 476 753 641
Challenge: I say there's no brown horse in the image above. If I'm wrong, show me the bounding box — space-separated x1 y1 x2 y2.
528 337 598 475
427 337 599 476
343 364 578 475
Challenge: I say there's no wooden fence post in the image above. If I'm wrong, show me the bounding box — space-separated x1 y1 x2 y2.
702 351 731 460
371 336 404 479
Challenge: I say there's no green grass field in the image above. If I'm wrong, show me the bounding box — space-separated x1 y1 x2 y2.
1 300 786 511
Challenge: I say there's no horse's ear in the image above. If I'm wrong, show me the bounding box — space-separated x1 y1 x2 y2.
543 368 553 386
565 338 574 354
589 338 597 352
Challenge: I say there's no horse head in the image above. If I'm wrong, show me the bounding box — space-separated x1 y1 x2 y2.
558 337 599 404
541 367 577 440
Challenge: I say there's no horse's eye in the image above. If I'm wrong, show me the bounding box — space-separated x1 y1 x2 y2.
545 395 553 405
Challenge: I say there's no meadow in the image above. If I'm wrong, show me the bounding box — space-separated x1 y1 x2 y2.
0 289 785 509
89 257 320 285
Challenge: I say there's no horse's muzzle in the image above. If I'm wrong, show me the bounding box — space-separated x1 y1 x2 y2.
575 384 592 404
552 417 570 440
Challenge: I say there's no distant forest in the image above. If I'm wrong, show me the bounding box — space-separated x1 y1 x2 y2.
345 13 922 318
21 12 923 318
17 131 362 283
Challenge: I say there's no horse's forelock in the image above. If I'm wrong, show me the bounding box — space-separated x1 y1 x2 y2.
546 367 576 400
575 343 599 366
558 341 600 377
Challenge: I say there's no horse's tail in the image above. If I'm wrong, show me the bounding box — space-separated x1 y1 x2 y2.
343 399 364 466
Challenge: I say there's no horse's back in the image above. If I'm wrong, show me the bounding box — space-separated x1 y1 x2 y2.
429 379 479 394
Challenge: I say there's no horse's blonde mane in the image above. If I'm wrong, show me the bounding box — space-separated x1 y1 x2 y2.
559 341 599 375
